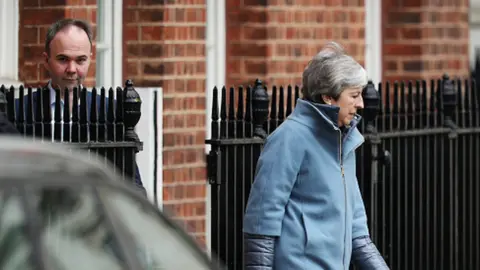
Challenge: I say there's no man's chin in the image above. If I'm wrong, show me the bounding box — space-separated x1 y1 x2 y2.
57 85 81 92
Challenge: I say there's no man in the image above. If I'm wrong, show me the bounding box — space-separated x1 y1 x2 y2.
16 18 146 194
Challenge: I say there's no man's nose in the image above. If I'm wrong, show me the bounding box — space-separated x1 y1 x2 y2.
66 61 76 73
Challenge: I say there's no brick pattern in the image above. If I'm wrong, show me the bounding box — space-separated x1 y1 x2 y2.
123 0 207 246
226 0 366 87
382 0 470 83
19 0 97 87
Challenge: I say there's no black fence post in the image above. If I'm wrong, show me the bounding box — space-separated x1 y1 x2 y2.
362 80 382 243
439 73 459 268
0 86 7 113
440 74 458 131
251 79 269 139
122 79 143 181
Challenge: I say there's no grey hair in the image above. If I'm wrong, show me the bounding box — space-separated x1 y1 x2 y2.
45 18 93 56
302 41 367 103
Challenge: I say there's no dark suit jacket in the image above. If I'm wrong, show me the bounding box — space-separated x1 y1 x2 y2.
14 87 146 194
0 112 19 135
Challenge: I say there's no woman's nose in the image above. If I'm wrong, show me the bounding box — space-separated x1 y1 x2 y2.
356 96 364 109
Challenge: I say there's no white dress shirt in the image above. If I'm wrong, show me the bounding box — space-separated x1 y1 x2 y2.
47 81 83 142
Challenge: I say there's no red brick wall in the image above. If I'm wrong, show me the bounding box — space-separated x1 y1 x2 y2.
123 0 207 246
226 0 366 87
382 0 470 83
18 0 97 87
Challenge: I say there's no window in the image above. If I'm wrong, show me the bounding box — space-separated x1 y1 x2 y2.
0 0 21 87
96 0 123 88
470 0 480 68
364 0 382 84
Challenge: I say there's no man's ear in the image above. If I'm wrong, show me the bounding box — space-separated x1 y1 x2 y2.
42 52 49 69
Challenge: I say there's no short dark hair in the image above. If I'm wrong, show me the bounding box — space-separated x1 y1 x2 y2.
44 18 93 56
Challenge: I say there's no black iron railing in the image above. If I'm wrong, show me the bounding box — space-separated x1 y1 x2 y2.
206 75 480 270
0 80 143 183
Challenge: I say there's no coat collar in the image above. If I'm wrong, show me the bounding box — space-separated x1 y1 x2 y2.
287 98 364 157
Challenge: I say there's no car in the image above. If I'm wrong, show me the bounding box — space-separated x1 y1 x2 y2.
0 136 222 270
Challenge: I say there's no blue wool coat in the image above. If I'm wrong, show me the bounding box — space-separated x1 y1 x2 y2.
243 98 369 269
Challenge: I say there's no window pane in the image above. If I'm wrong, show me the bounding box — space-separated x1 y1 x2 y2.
32 186 128 270
99 188 212 270
0 188 34 270
96 0 106 44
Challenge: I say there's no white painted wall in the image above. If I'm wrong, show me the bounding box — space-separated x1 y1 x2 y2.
135 88 163 209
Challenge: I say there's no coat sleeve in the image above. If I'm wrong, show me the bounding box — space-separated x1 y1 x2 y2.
243 126 304 237
352 175 369 239
244 233 275 270
351 177 389 269
352 236 390 269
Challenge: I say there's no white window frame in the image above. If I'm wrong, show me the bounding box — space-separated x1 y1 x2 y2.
96 0 123 88
365 0 382 85
470 0 480 68
0 0 21 87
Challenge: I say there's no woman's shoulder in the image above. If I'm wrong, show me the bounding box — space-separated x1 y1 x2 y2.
268 118 309 138
263 119 316 151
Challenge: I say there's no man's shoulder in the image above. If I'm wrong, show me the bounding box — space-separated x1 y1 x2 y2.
14 83 49 99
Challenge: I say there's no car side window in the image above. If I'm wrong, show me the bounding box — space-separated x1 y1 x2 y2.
98 187 212 270
0 188 34 270
31 186 128 270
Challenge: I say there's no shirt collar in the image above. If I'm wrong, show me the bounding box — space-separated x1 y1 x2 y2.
47 81 58 106
47 80 84 106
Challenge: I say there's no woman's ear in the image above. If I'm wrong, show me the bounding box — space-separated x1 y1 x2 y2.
321 95 332 105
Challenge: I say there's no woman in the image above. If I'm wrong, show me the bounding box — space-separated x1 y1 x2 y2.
243 42 389 270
